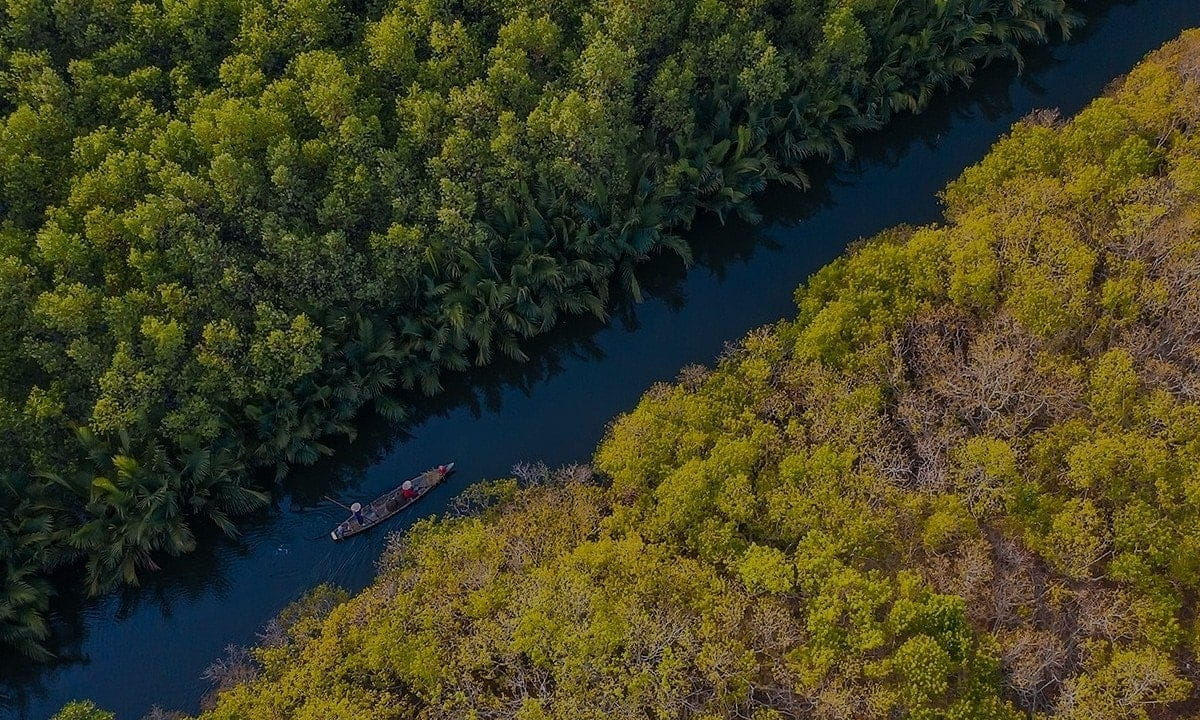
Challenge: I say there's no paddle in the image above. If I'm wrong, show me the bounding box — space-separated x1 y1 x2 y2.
323 495 354 512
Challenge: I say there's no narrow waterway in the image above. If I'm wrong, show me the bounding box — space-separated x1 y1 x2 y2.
5 2 1200 717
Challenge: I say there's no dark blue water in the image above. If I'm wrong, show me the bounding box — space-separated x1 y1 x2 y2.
4 2 1199 717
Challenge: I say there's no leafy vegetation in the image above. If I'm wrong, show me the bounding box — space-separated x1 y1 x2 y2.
130 30 1200 719
50 702 115 720
0 0 1080 656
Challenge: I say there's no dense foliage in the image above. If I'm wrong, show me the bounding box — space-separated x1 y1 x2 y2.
158 31 1200 719
51 701 115 720
0 0 1079 657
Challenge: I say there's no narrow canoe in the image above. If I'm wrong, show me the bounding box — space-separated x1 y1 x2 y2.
330 462 455 541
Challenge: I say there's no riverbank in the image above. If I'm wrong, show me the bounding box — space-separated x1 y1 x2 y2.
8 0 1200 716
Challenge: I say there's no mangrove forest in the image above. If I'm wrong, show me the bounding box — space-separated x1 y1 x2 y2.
0 0 1082 660
76 28 1200 719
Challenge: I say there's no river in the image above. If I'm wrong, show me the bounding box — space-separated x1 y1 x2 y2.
4 1 1200 716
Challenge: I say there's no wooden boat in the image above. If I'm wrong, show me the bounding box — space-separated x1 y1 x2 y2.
330 463 455 540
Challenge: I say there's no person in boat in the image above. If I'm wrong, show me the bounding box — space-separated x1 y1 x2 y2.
401 480 417 501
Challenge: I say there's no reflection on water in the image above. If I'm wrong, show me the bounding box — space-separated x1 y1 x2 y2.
4 0 1199 715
